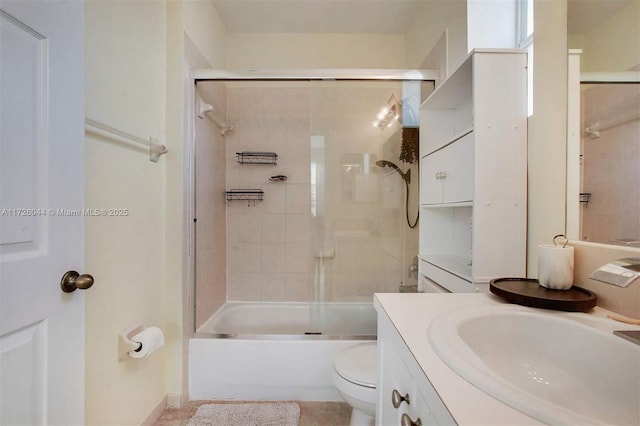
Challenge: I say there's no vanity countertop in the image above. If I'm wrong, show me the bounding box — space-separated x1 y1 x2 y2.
373 292 630 425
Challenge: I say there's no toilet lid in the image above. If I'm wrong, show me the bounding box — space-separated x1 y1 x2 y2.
334 343 377 388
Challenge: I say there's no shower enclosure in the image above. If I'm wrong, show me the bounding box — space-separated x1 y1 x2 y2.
187 73 434 400
192 76 430 336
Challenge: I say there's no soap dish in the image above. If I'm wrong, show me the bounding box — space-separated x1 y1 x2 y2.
489 278 597 312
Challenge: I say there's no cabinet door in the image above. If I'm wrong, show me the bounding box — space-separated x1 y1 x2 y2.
378 339 416 426
420 133 474 205
420 154 444 205
441 133 474 204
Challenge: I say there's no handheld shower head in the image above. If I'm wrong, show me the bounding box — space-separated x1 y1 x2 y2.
376 160 411 184
376 159 418 228
375 160 401 172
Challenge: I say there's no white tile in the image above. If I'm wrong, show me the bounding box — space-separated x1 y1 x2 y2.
286 184 311 214
227 273 262 301
262 243 287 273
285 273 312 301
286 243 311 274
261 273 286 301
262 213 286 243
234 243 262 273
262 184 286 213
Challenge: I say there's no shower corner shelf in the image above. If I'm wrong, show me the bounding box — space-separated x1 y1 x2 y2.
225 189 264 206
236 151 278 165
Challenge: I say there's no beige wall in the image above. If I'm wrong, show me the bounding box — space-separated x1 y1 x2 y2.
405 0 468 74
84 0 227 423
578 0 640 72
164 0 230 406
526 0 568 276
183 0 228 68
84 1 167 424
227 33 406 68
163 0 186 406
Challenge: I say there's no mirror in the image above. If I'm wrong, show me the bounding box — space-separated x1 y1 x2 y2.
566 0 640 248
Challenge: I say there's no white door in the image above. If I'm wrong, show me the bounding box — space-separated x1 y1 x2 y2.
0 1 85 425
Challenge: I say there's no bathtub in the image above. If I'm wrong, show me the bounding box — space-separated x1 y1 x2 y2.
189 302 377 401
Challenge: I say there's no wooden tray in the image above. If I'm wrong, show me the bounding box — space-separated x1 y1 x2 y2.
489 278 597 312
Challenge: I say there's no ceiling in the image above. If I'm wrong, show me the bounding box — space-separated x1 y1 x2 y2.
211 0 635 35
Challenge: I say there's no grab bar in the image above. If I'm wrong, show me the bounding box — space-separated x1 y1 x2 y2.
85 118 168 162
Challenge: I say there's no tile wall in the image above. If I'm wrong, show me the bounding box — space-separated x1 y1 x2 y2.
580 83 640 245
224 83 412 302
195 82 228 329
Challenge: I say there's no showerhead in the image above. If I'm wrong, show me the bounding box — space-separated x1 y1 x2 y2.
376 160 411 184
376 160 401 172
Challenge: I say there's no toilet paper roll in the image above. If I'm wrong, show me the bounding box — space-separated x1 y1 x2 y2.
538 245 574 290
129 326 164 359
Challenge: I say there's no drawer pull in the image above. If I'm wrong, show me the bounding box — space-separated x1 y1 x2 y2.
391 389 410 408
401 413 422 426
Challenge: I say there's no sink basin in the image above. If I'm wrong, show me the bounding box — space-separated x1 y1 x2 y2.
428 304 640 425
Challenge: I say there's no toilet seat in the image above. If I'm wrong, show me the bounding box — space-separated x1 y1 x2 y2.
334 342 377 388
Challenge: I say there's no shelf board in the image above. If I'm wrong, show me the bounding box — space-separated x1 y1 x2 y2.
420 201 473 208
225 189 264 206
420 255 472 282
236 151 278 165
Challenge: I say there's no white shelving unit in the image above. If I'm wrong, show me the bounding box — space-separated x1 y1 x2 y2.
418 49 528 292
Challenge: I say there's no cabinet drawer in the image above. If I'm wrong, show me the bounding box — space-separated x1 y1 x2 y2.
420 258 475 293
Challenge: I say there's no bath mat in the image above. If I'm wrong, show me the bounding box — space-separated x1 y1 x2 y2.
186 402 300 426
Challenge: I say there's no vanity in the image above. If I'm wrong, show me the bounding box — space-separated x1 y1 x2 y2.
374 292 640 426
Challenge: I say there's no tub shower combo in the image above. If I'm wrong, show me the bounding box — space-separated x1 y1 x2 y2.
188 71 432 400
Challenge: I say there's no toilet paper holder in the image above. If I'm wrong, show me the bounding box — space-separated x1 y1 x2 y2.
118 325 145 361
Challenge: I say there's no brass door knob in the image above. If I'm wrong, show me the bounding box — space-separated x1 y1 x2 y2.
60 271 94 293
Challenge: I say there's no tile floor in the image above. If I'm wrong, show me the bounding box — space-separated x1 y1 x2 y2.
153 400 352 426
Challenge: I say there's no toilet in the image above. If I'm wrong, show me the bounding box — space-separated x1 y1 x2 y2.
333 342 378 426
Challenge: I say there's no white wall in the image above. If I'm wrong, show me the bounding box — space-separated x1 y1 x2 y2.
467 0 517 52
84 2 167 424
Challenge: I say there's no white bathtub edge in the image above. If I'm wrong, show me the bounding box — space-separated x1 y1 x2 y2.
189 338 371 401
